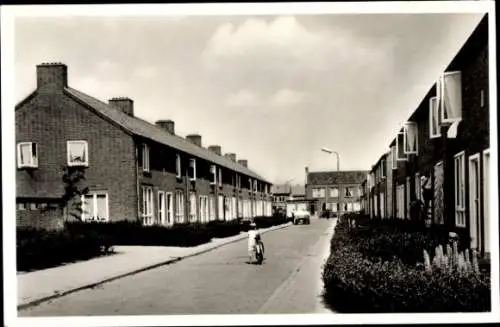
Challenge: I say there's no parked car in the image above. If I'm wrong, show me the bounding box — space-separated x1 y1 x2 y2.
292 210 311 225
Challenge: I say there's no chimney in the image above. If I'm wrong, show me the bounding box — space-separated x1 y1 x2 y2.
155 120 175 134
225 153 237 162
238 159 248 168
36 62 68 92
186 134 202 147
305 166 309 185
208 145 222 156
109 97 134 116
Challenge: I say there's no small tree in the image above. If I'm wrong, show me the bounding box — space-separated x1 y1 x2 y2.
61 166 89 221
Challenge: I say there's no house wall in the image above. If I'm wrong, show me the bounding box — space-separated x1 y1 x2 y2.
16 92 138 226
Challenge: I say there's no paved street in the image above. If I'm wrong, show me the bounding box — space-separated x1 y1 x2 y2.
19 218 335 316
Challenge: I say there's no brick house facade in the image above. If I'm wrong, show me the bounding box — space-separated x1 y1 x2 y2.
365 14 491 256
306 170 367 216
16 63 273 229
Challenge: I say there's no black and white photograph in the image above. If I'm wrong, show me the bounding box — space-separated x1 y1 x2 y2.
1 1 498 326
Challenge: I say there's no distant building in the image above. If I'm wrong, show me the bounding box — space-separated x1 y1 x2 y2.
305 170 367 216
271 184 311 217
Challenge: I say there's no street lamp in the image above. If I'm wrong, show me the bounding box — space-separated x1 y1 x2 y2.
321 147 341 217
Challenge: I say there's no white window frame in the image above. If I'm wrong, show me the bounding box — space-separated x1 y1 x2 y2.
175 190 185 223
210 165 217 185
141 186 154 225
396 132 408 161
390 146 397 169
189 158 197 181
17 142 38 168
380 159 386 179
218 168 223 187
189 192 197 222
439 71 462 125
329 187 339 197
81 192 109 222
344 187 353 198
218 195 224 220
482 148 490 252
67 140 89 167
176 154 181 178
429 96 441 139
454 151 466 227
468 153 481 246
403 122 419 155
406 177 411 219
141 143 150 172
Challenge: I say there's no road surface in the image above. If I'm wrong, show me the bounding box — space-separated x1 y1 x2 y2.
19 218 335 316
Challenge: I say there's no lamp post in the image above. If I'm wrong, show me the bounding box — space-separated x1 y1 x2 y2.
321 147 341 218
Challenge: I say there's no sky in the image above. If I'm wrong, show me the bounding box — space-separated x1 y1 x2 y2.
13 8 485 185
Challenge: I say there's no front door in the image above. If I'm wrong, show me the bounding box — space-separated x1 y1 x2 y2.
468 154 481 250
166 192 173 226
158 191 166 225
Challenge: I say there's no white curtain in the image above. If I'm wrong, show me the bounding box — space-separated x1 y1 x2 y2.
443 72 462 122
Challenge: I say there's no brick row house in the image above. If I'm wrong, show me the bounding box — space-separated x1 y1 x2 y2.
16 63 273 229
365 15 491 256
305 170 367 216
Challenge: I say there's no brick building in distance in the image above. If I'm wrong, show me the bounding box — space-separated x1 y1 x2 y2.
366 14 492 257
305 168 367 217
16 63 272 229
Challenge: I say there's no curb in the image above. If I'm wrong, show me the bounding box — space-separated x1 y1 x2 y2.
18 222 292 311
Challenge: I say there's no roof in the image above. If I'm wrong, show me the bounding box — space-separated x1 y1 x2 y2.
307 170 367 185
271 184 305 195
64 87 269 183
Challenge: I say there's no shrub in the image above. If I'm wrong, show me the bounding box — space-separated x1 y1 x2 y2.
17 227 112 272
322 215 491 313
322 245 491 313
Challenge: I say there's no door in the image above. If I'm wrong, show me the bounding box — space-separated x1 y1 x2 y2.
482 149 490 254
158 191 166 225
165 192 173 226
469 154 481 250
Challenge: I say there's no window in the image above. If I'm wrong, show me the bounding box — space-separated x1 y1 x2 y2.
253 180 258 193
189 159 197 181
344 187 353 197
238 197 243 217
140 143 150 172
429 96 441 138
225 197 231 220
415 173 421 201
353 202 361 212
403 122 418 155
218 168 222 187
218 195 224 220
141 186 154 225
439 71 462 124
480 90 484 108
209 196 216 221
380 159 386 178
176 154 181 178
67 140 88 166
82 193 108 221
454 152 466 227
158 191 173 226
312 188 325 198
396 132 407 161
390 146 397 169
189 192 197 222
17 142 38 168
17 203 26 211
329 187 339 197
210 165 217 185
175 190 185 223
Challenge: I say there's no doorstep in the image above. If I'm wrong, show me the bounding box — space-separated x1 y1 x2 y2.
17 222 292 310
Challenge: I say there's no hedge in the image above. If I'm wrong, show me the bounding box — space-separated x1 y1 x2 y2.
322 214 491 313
17 227 113 272
18 215 288 272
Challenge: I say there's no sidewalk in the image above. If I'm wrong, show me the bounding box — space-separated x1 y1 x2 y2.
17 222 292 309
